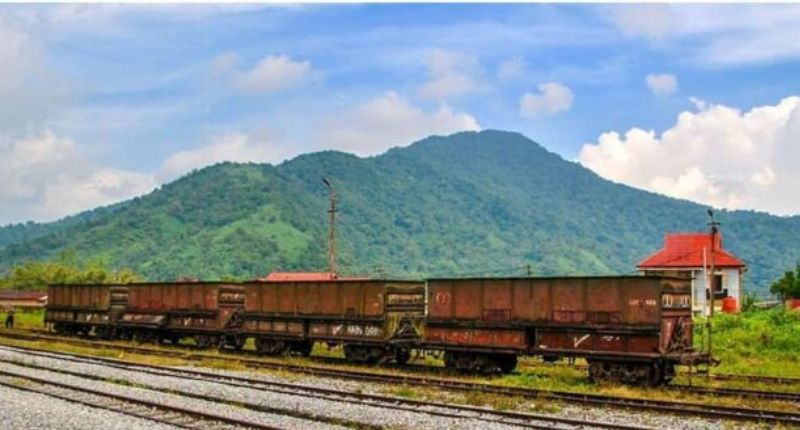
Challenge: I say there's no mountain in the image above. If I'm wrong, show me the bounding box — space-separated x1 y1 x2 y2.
1 130 798 296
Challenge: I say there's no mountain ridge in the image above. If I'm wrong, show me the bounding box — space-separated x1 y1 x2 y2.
1 130 798 296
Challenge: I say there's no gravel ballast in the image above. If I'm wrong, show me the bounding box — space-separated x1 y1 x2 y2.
0 383 181 430
0 345 750 429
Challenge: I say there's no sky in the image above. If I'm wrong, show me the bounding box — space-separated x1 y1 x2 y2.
2 4 800 225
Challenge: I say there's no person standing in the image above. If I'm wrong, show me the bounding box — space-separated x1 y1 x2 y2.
4 308 14 329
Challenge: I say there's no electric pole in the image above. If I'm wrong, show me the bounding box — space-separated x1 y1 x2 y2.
706 209 720 358
323 178 337 277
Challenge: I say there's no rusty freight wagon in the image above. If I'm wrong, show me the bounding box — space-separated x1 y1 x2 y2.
117 282 245 348
424 275 705 384
242 279 425 362
45 284 129 338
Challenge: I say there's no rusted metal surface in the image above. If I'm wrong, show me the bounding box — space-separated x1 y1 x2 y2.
120 282 244 333
424 276 696 362
45 284 126 329
242 280 425 344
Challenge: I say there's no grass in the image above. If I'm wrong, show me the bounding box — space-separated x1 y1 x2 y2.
0 308 45 330
697 307 800 377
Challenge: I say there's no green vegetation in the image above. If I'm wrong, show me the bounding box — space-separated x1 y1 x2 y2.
0 251 139 291
770 263 800 300
0 130 798 295
0 308 44 329
698 308 800 377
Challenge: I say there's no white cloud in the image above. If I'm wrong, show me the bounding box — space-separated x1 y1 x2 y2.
158 132 296 182
417 50 484 100
236 55 311 93
645 73 678 97
497 56 526 80
160 91 481 180
318 91 480 156
0 18 68 138
519 82 574 117
213 53 313 94
609 5 800 66
611 5 676 40
578 96 800 215
0 132 155 224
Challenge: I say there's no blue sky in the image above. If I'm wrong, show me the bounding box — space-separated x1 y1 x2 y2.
2 4 800 223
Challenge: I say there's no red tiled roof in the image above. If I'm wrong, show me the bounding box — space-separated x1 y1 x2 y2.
261 272 369 282
0 290 48 301
637 233 746 269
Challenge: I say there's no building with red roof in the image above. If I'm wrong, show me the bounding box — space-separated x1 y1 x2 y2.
260 272 369 282
0 290 48 309
637 233 746 314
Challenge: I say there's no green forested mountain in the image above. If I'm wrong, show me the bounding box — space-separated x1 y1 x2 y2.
1 130 798 296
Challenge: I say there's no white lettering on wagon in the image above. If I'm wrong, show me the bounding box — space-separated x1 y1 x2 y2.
628 299 657 307
573 334 591 348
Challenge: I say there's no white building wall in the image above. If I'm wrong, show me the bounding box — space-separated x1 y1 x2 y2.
691 270 707 314
724 268 741 305
689 268 741 315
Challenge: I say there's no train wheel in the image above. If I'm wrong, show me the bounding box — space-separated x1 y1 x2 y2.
256 337 286 355
443 351 455 368
220 335 245 351
344 345 384 363
541 355 561 363
95 326 114 340
588 360 613 382
231 336 246 351
134 331 156 344
291 341 313 357
194 334 214 349
394 348 411 365
662 363 676 384
159 334 180 345
444 352 498 373
496 354 518 374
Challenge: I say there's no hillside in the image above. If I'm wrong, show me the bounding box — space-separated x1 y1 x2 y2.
1 130 798 296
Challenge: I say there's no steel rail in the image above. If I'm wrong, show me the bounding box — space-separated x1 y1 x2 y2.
0 344 651 430
1 331 799 426
0 368 284 430
25 327 800 386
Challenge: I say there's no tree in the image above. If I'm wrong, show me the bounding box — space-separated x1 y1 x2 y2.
769 264 800 300
0 252 141 291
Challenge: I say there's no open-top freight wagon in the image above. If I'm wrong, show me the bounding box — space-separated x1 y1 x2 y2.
424 275 700 384
45 283 129 338
241 279 425 362
44 274 711 385
117 281 246 347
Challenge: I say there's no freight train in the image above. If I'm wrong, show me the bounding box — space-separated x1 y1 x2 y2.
44 275 711 385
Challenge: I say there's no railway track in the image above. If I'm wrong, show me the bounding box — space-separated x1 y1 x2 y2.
0 368 283 430
8 329 800 403
0 344 651 430
2 331 800 427
21 327 800 388
518 358 800 386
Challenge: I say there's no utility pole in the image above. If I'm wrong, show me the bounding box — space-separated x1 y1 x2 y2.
706 209 720 358
376 264 386 279
323 178 337 277
526 264 532 277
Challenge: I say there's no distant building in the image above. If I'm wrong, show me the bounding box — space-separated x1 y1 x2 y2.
260 272 369 282
0 290 48 309
637 233 746 315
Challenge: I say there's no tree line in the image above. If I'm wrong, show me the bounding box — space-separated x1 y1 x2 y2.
0 251 139 291
770 263 800 301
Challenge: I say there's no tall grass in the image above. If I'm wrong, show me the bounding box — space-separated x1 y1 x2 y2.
697 308 800 377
